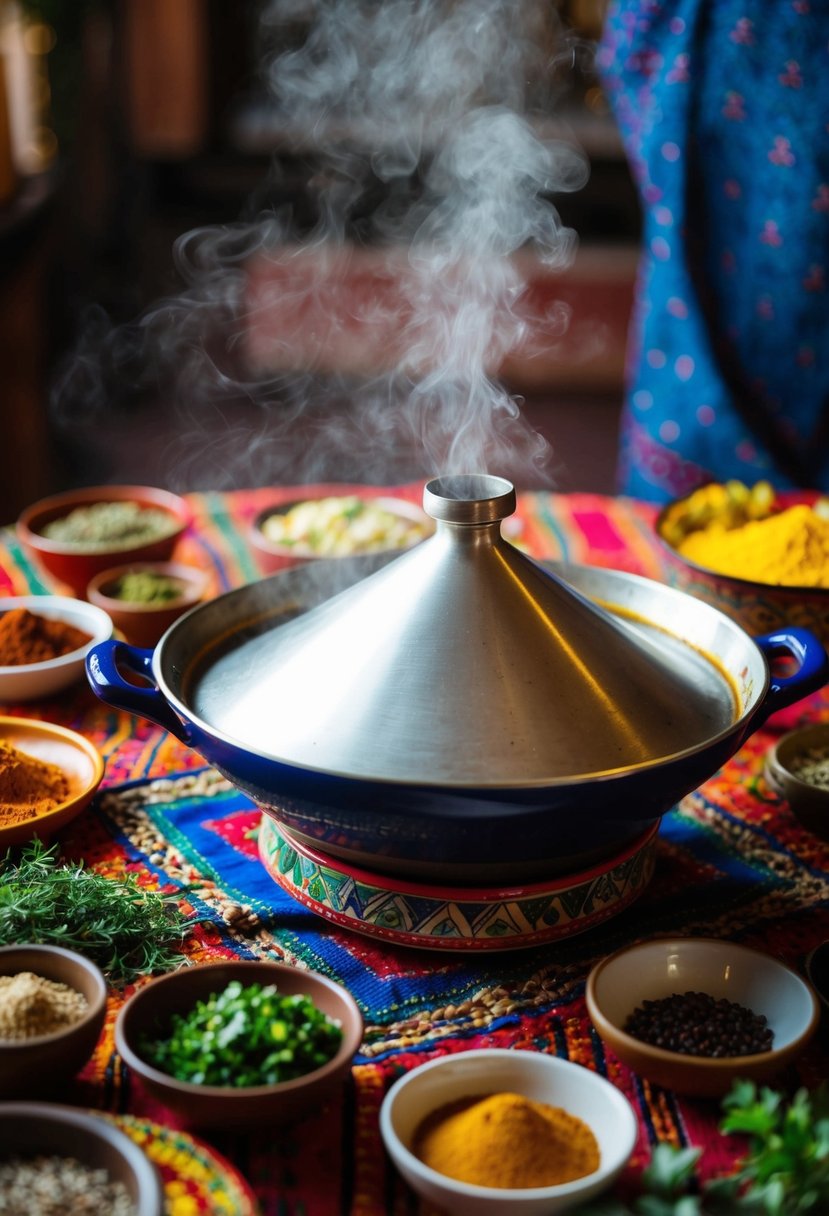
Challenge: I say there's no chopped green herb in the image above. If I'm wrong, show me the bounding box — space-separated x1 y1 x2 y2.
140 979 343 1086
0 840 193 983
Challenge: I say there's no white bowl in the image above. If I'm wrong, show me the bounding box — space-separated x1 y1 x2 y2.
380 1048 637 1215
0 596 113 702
586 937 820 1097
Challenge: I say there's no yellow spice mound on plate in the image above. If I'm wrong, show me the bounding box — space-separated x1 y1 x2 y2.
677 504 829 587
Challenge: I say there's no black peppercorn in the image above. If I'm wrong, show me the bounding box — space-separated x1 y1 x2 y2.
623 990 774 1057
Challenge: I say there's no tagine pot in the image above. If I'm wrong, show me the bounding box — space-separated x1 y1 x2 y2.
86 475 828 881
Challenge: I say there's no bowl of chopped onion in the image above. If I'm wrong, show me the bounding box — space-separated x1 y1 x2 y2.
115 959 363 1128
249 492 434 574
654 481 829 644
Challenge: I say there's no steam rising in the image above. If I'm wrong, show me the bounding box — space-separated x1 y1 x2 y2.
52 0 588 489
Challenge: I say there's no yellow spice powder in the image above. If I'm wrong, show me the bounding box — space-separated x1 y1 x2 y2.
413 1091 600 1189
677 504 829 588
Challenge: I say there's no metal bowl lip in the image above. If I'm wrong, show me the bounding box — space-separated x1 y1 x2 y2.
151 562 770 793
654 487 829 596
585 936 822 1069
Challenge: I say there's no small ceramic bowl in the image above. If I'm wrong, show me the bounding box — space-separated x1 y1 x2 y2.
804 940 829 1015
380 1048 637 1216
586 937 820 1098
87 562 209 648
0 944 108 1099
0 595 113 701
0 716 104 847
654 489 829 644
0 1101 163 1215
115 959 363 1128
249 493 433 575
17 484 191 596
764 722 829 841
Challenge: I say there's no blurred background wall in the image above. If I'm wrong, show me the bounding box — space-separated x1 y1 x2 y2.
0 0 639 521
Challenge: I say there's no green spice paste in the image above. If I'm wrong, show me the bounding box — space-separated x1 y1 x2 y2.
109 571 187 604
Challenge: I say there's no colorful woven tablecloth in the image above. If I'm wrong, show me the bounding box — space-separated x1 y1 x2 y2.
2 485 829 1216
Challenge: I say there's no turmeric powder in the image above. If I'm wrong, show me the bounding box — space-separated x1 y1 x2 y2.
659 481 829 587
677 504 829 587
0 741 70 825
412 1091 600 1189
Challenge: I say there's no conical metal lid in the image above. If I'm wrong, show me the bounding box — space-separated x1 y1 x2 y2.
192 474 737 784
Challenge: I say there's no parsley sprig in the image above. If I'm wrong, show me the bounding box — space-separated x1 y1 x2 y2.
0 840 193 982
584 1081 829 1215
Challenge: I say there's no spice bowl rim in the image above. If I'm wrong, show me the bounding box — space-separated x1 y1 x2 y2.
0 1100 164 1216
249 491 434 568
17 484 191 556
0 945 109 1103
0 595 113 674
87 561 210 619
115 958 364 1126
653 486 827 594
585 936 820 1095
379 1047 638 1214
0 715 105 848
0 942 108 1044
758 724 826 831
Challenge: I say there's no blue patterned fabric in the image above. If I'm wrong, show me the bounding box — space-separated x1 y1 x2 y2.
599 1 829 502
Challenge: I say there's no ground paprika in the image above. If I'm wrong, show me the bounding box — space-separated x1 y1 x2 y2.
0 608 91 666
0 741 69 824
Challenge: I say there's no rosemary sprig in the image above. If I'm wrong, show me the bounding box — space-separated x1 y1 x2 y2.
0 840 194 983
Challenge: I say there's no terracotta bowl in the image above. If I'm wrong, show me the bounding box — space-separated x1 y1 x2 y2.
380 1048 637 1216
0 1101 163 1215
17 485 191 596
654 489 829 645
249 494 434 575
764 722 829 841
115 959 363 1128
586 937 820 1098
0 716 104 848
87 562 209 648
0 944 108 1099
0 595 113 701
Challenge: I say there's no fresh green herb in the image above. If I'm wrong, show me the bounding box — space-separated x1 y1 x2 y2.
141 979 343 1086
582 1081 829 1215
0 840 193 983
109 571 188 604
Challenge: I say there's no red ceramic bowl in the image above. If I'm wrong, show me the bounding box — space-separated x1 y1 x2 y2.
17 485 191 596
87 562 209 648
